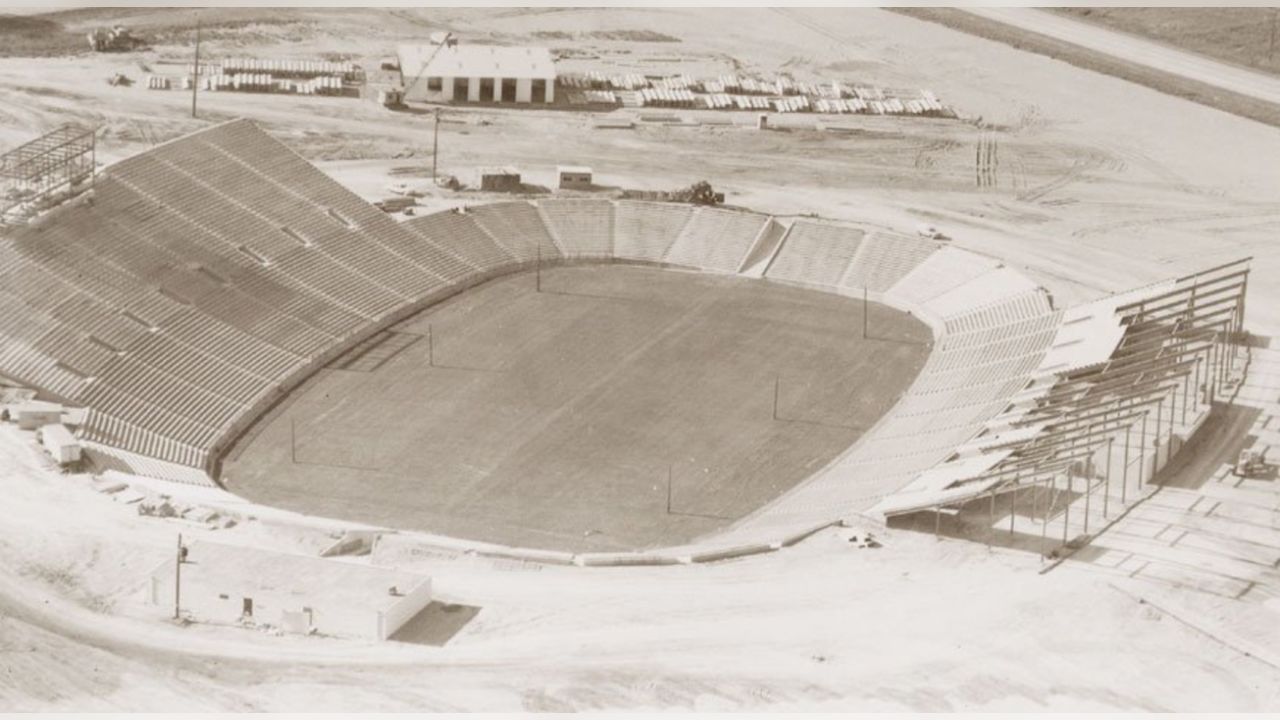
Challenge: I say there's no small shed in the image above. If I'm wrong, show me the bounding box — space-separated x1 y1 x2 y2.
147 541 433 641
557 165 592 190
14 401 63 430
477 166 521 193
39 423 81 465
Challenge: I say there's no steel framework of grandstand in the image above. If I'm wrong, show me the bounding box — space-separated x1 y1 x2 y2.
882 257 1252 549
0 125 97 227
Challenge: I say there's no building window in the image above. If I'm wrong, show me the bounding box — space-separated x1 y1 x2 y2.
218 593 229 600
427 77 442 91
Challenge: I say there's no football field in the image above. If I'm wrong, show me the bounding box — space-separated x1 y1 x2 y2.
224 264 931 552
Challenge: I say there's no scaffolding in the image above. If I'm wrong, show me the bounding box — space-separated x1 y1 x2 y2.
0 125 97 228
885 258 1252 556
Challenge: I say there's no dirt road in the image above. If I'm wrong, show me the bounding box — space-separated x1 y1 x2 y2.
963 8 1280 106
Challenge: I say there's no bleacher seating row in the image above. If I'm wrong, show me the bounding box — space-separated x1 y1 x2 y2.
0 118 1066 555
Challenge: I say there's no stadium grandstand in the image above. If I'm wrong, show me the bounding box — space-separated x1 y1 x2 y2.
0 119 1251 562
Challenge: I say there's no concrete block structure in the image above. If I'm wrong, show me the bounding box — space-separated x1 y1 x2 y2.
477 167 521 192
13 401 63 430
39 424 81 465
148 541 432 641
557 166 593 190
398 44 555 104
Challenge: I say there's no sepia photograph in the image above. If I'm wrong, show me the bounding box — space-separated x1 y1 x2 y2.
0 1 1277 713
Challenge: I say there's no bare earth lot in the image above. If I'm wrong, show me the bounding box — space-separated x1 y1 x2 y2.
224 265 929 551
4 6 1280 712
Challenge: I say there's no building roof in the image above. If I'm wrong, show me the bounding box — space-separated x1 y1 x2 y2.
16 400 62 413
175 541 429 610
40 423 77 446
558 165 592 174
398 43 556 81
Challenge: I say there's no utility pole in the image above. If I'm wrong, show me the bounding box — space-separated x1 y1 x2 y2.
862 287 869 339
173 533 184 620
427 323 434 367
536 245 542 292
190 15 201 119
431 107 441 183
666 463 673 515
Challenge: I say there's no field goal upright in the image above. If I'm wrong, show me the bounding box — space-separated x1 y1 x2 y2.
0 124 97 229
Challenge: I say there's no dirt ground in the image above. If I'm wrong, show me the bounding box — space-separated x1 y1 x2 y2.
223 264 929 552
3 6 1280 712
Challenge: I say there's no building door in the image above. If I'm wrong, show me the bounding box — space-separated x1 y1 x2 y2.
242 597 254 618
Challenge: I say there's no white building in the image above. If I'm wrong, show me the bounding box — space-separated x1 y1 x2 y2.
398 44 556 104
39 423 81 465
147 541 433 641
12 400 63 430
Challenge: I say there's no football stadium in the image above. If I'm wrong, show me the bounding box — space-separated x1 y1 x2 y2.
0 118 1249 561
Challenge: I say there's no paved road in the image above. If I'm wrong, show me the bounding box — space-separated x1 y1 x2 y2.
963 8 1280 106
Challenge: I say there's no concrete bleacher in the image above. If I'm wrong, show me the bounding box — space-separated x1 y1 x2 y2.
403 209 514 273
839 230 940 294
612 200 696 263
763 220 864 289
662 207 770 274
466 201 561 264
535 199 615 258
0 119 467 476
884 245 1000 310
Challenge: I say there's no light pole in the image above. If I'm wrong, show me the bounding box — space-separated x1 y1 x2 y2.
190 15 201 119
431 107 440 183
173 533 186 620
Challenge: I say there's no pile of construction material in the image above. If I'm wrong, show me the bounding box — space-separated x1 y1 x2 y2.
815 98 870 113
558 70 954 117
701 94 733 110
565 89 619 105
560 72 611 89
770 95 810 113
713 75 775 95
652 75 695 91
851 85 886 101
184 63 222 77
731 95 773 110
608 73 650 90
201 73 345 96
638 87 697 107
221 57 357 79
145 75 170 90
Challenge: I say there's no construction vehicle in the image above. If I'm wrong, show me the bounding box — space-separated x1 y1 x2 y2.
916 222 947 239
620 181 723 205
672 180 723 206
87 25 142 52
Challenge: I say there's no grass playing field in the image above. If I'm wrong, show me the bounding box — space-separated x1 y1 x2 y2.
223 264 931 552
